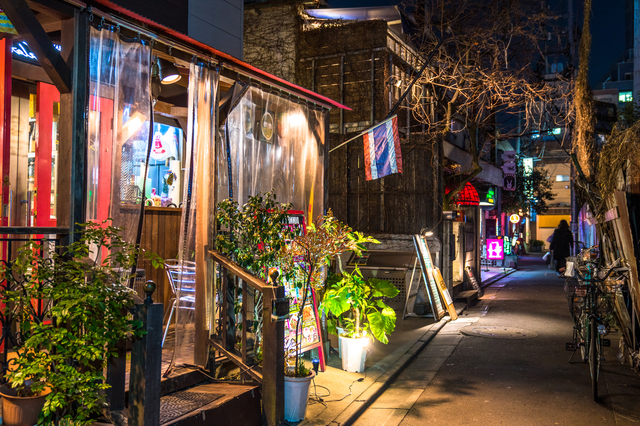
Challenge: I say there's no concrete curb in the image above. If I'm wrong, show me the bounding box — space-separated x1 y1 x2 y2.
335 307 464 426
481 268 517 288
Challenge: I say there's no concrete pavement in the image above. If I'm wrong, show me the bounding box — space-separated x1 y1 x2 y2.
352 255 640 426
297 262 516 426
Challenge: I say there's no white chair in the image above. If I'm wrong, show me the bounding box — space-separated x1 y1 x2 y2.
162 259 196 347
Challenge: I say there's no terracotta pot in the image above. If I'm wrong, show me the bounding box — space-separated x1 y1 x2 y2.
0 384 51 426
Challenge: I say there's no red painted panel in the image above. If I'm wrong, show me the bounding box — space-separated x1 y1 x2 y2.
35 82 60 227
90 95 114 224
0 38 9 352
0 39 11 229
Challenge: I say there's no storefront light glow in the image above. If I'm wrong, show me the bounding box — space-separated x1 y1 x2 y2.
284 112 307 128
486 239 504 260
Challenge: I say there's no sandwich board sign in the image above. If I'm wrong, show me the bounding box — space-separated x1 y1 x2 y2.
409 234 445 320
433 268 458 320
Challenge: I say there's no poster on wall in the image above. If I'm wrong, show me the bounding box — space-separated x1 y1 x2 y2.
412 234 446 320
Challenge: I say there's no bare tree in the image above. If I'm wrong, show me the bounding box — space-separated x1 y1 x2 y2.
403 0 572 208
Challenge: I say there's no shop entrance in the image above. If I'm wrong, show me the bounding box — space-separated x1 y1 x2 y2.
5 80 59 230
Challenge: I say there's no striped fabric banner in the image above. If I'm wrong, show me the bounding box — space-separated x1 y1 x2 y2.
362 115 403 181
0 10 17 35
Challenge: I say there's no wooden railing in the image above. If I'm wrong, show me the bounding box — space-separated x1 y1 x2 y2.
208 249 285 426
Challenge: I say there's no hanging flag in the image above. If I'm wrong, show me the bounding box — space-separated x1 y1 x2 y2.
363 115 403 181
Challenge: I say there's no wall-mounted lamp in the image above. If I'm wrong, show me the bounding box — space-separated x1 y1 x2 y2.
442 211 456 220
158 58 181 85
421 228 434 237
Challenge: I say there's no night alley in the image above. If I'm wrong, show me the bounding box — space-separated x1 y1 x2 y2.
354 255 640 426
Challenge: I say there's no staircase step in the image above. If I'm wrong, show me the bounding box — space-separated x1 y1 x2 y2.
162 382 261 426
454 289 478 306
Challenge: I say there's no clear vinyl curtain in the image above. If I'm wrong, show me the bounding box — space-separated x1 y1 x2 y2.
218 87 327 221
87 26 151 244
174 63 219 367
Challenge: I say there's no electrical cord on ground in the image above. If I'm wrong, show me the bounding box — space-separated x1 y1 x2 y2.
309 368 368 406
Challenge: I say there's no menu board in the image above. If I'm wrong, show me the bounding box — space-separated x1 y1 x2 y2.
282 211 325 371
284 286 322 353
412 234 446 320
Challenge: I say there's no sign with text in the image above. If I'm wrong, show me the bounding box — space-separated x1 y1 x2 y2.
412 235 445 320
486 239 505 260
465 266 483 298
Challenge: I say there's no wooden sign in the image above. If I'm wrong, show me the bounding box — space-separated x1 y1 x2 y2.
433 268 458 320
465 266 483 297
402 257 427 319
411 235 445 320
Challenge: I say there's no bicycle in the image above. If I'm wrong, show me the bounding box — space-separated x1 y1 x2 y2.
564 247 627 401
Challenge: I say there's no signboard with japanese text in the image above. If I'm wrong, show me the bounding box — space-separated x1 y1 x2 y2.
281 211 325 371
411 235 445 320
486 239 505 260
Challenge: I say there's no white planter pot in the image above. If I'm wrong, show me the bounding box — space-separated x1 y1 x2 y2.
284 370 316 422
336 327 344 358
339 335 369 372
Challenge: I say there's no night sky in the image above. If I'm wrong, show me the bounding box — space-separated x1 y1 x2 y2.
326 0 627 87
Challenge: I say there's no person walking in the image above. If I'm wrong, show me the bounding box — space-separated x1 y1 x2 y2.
549 219 573 276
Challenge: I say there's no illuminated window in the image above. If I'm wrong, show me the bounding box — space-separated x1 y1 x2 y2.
619 91 633 103
556 175 570 182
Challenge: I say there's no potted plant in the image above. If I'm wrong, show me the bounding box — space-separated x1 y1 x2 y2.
216 192 378 421
322 266 400 372
530 239 545 252
0 222 163 425
277 212 377 421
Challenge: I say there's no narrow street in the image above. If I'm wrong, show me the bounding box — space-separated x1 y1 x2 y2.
353 255 640 426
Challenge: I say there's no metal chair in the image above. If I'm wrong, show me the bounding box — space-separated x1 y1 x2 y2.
162 259 196 347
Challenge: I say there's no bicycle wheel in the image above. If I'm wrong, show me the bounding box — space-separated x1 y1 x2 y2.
589 316 599 400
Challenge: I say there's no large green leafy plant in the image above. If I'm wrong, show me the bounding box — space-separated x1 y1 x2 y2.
278 212 378 376
0 222 163 425
323 266 399 344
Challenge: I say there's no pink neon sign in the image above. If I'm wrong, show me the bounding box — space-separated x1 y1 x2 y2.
486 239 504 260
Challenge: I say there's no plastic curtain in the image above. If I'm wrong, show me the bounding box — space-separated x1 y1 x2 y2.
87 26 151 244
218 87 327 221
174 63 219 367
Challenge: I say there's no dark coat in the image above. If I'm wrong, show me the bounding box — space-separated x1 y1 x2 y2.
549 228 573 260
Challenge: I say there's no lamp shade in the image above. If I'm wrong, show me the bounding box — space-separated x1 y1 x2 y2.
445 182 480 206
158 58 181 85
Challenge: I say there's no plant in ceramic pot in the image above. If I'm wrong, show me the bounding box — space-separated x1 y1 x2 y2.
322 266 400 372
0 222 163 425
276 212 377 421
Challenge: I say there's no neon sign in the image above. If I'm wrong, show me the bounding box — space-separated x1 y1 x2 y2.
486 239 504 260
509 214 520 224
11 41 62 63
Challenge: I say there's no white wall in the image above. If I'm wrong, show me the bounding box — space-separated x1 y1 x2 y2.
189 0 244 59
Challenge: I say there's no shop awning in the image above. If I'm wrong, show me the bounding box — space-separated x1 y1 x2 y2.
82 0 352 111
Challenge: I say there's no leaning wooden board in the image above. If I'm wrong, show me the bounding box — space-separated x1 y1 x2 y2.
412 234 446 320
465 266 483 298
433 268 458 320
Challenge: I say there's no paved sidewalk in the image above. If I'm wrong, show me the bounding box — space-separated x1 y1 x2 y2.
298 266 516 426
